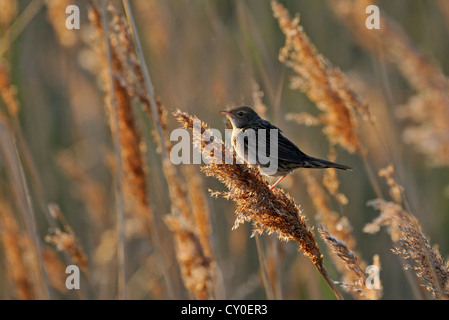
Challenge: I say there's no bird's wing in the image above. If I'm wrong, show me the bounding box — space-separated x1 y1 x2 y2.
240 120 305 166
275 134 307 164
240 120 351 170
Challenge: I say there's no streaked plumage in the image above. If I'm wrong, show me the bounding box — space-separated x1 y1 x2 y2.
220 106 352 190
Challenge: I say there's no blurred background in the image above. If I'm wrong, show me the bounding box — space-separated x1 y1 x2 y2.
1 0 449 300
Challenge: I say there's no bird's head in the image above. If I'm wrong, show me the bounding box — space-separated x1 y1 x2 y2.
219 106 261 129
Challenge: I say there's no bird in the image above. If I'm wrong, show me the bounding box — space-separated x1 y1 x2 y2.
219 106 352 191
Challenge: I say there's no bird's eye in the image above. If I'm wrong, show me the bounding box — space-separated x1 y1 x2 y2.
237 111 245 117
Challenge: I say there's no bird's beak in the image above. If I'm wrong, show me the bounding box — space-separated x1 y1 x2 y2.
219 110 232 117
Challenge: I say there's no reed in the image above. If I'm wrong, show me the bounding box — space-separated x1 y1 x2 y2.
1 0 449 301
319 227 382 299
0 194 35 299
45 203 88 274
272 1 449 300
366 166 449 299
162 156 215 300
272 1 365 155
329 0 449 167
392 216 449 300
174 110 343 300
88 2 154 233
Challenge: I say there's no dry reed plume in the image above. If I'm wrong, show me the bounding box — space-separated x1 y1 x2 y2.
319 227 382 299
364 166 406 242
272 1 366 155
162 156 215 300
183 165 214 260
329 0 449 167
304 173 361 293
1 0 449 301
42 247 70 293
165 214 214 300
0 194 35 299
366 166 449 299
392 216 449 300
158 101 215 300
272 1 449 300
84 2 161 299
45 204 88 274
88 1 216 299
88 2 154 236
304 171 382 299
174 110 343 300
271 1 381 299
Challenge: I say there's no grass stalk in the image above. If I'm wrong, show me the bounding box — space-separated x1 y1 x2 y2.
100 0 127 299
174 110 344 300
0 116 50 299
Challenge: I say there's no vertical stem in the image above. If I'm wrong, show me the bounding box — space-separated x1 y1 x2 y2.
254 233 275 300
270 238 283 299
121 0 168 160
0 118 51 299
0 0 45 57
13 136 51 299
100 0 127 299
121 0 175 298
316 264 344 300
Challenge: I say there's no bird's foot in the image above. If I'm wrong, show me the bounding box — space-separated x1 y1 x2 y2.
269 175 286 191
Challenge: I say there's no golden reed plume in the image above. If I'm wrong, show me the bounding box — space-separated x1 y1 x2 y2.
174 110 344 300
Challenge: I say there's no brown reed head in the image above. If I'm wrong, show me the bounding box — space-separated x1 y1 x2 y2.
272 1 365 155
174 109 343 299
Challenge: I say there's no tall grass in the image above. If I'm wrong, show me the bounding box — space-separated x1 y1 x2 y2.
0 0 448 300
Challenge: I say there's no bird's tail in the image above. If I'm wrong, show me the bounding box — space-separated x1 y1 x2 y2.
302 156 352 170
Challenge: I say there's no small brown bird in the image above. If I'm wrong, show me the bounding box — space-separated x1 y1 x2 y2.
220 106 352 191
